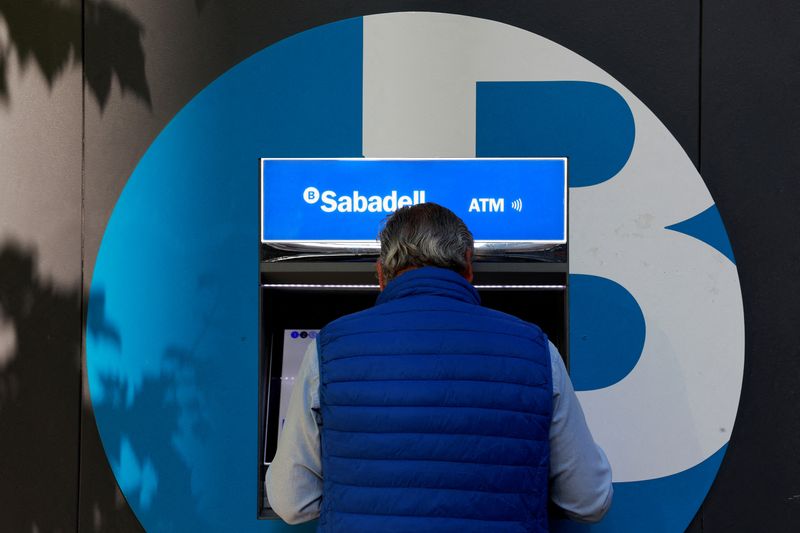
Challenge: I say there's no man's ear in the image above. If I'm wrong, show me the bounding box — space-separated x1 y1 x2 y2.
376 260 386 291
463 249 474 283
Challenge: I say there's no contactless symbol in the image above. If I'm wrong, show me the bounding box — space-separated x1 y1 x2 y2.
511 198 523 212
303 186 320 204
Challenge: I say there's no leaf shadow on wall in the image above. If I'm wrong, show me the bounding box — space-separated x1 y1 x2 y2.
0 0 151 110
0 242 133 530
0 240 85 531
89 344 211 531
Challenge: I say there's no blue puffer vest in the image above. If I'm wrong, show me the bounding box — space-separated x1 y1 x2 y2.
317 267 553 533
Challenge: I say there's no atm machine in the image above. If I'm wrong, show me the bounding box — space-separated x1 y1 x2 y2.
257 158 568 518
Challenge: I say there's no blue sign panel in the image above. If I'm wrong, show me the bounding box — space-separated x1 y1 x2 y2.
261 158 567 243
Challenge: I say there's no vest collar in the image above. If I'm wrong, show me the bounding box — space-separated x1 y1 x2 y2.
377 266 481 306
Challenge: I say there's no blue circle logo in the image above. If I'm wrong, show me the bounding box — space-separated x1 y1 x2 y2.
86 14 743 532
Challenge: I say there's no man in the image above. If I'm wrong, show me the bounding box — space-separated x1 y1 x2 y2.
267 203 612 532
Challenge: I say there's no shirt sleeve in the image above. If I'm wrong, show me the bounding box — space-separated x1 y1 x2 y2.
548 341 614 523
265 339 323 524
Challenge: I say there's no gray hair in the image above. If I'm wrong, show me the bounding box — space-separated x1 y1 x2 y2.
379 203 474 283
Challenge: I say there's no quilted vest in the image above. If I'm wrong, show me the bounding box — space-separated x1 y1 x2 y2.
317 267 553 533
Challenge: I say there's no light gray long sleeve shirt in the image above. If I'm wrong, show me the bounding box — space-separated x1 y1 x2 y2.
266 339 613 525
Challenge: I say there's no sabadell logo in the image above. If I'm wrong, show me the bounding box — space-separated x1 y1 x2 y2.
302 185 427 213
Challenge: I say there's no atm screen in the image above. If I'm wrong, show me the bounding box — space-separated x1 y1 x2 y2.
262 328 320 466
260 287 378 471
273 329 319 443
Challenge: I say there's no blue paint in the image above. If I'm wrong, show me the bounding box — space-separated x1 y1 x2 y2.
116 436 157 510
86 18 362 532
116 435 159 511
552 444 728 533
666 204 736 264
262 158 567 242
476 81 635 187
475 82 643 389
568 274 646 391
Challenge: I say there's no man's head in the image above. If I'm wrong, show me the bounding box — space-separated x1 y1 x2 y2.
377 203 474 289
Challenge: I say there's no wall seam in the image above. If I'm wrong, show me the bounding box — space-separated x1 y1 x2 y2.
76 0 86 530
698 0 704 175
698 0 705 529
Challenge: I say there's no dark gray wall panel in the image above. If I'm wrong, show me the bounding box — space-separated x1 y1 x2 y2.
697 1 800 530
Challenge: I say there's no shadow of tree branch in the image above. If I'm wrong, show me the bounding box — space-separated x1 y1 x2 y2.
0 0 151 111
0 239 83 531
84 0 151 110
